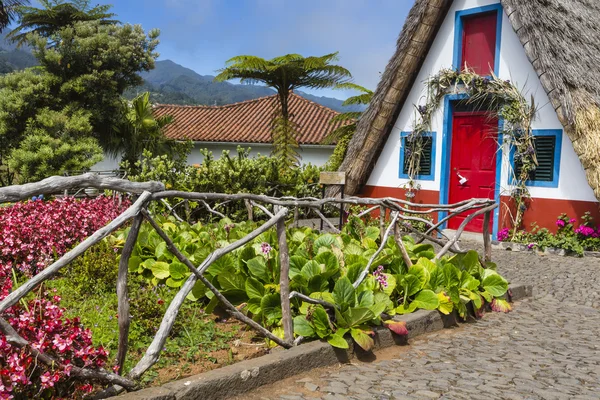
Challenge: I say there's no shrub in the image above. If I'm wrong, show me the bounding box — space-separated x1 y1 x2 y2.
0 196 129 398
125 148 322 221
0 196 131 278
0 290 109 399
69 240 120 296
497 212 600 255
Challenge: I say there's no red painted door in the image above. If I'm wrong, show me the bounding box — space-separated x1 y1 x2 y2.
461 12 497 75
448 112 497 232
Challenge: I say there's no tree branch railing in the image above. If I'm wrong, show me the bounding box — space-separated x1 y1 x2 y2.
0 174 496 397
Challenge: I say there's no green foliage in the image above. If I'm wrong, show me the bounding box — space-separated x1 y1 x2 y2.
504 212 600 255
215 53 351 163
117 212 511 351
323 83 373 171
110 92 189 171
65 238 119 296
0 0 29 32
0 19 159 183
8 107 102 181
6 0 118 46
125 148 322 220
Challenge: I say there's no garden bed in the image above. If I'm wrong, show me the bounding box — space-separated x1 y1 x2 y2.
494 241 600 258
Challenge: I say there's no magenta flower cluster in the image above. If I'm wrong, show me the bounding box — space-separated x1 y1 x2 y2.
575 225 598 237
260 242 272 256
373 265 388 289
0 292 108 398
497 227 510 241
0 195 131 279
0 196 129 398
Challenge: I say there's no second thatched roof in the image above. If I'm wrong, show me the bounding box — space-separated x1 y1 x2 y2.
339 0 600 202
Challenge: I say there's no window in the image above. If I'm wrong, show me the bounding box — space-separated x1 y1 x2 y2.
399 132 436 181
511 130 562 188
453 4 503 76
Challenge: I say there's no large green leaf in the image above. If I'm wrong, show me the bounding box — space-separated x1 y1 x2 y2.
149 261 170 280
327 331 349 349
351 328 374 351
311 306 332 338
155 241 167 259
247 256 270 282
128 256 142 273
169 261 188 280
314 234 336 251
186 281 207 301
437 292 453 314
460 272 480 291
347 307 375 326
333 277 355 307
357 290 374 307
301 260 322 280
411 289 440 310
343 242 364 256
293 315 314 337
245 277 265 299
315 251 339 278
217 273 246 294
408 264 430 289
401 274 423 297
260 294 282 324
481 271 508 297
442 263 461 288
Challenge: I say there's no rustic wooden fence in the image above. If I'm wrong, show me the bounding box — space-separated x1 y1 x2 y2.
0 173 496 397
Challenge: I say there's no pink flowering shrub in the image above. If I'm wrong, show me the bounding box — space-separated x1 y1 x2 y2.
0 196 130 278
1 293 108 398
0 196 129 398
499 211 600 254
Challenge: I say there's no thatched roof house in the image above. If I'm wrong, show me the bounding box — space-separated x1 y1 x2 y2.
339 0 600 235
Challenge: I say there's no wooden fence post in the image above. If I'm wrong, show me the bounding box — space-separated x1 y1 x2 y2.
483 210 492 262
275 206 293 344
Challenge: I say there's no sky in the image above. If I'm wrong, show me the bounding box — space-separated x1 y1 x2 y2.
105 0 415 100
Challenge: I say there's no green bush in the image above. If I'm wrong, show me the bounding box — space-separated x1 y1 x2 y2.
124 148 323 221
116 213 512 351
69 240 119 295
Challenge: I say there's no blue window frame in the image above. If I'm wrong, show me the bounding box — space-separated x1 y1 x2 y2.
452 3 503 76
399 131 436 181
509 129 562 188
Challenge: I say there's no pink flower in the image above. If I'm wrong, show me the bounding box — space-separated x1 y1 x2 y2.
569 218 576 224
497 228 510 241
556 219 565 227
373 265 388 289
260 242 272 256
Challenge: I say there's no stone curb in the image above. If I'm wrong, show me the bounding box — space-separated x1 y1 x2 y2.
493 241 600 258
120 283 531 400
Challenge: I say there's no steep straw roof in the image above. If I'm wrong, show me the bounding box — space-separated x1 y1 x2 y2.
340 0 600 201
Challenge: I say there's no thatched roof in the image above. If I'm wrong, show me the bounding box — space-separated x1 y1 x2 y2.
340 0 600 201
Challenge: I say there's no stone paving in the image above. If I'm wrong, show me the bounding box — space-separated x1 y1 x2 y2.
241 246 600 400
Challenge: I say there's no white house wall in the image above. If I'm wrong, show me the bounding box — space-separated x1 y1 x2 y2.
92 143 333 171
366 0 597 203
186 143 333 167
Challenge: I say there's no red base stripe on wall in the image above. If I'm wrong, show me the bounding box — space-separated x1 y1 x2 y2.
499 196 600 233
360 185 600 233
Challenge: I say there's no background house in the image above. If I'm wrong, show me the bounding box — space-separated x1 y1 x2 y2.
93 92 341 170
339 0 600 237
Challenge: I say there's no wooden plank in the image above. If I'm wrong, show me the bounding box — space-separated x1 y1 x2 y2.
319 172 346 185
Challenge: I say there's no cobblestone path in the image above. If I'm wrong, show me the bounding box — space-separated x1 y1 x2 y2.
241 247 600 400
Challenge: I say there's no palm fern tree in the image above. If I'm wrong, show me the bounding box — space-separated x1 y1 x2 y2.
215 52 352 168
110 92 175 170
7 0 117 46
323 83 373 171
0 0 29 32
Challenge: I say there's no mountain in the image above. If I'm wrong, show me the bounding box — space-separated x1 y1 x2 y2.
0 33 38 74
125 60 365 112
0 31 365 113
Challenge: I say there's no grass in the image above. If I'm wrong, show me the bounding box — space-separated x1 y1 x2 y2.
45 275 240 386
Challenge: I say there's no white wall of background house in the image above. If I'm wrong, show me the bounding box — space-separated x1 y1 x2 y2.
185 143 334 167
366 0 596 204
92 143 334 171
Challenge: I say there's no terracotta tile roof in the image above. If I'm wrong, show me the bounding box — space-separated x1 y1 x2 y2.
153 93 346 145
